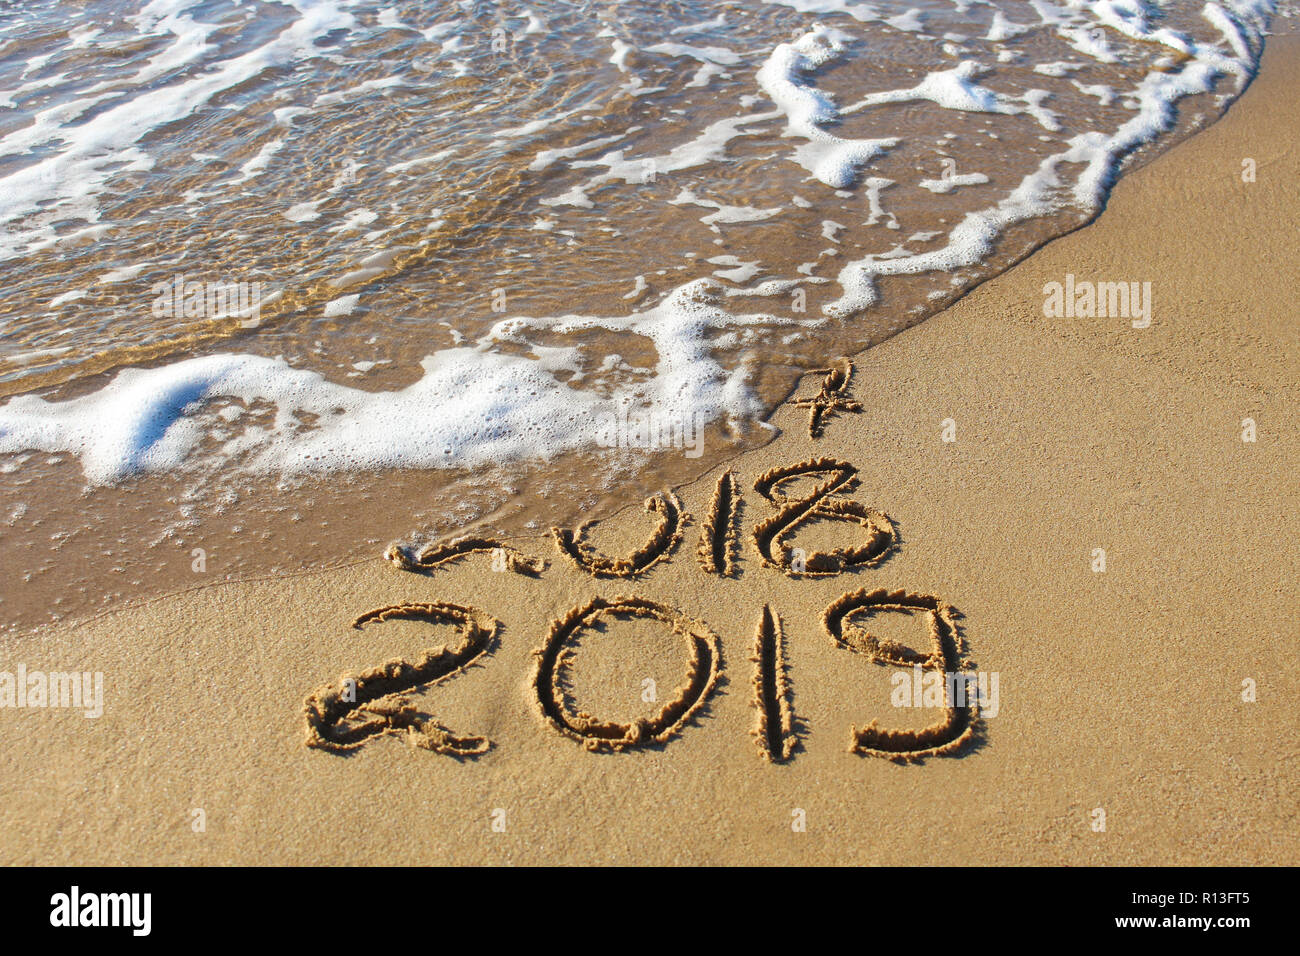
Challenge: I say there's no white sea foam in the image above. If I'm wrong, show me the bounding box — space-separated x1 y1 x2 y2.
0 0 361 259
670 188 784 230
643 42 744 66
0 281 786 483
918 171 989 193
323 295 360 317
0 0 1278 488
708 256 763 283
987 11 1032 40
846 60 1024 117
756 25 899 188
821 0 1274 317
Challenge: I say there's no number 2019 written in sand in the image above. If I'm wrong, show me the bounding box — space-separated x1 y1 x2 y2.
302 365 982 763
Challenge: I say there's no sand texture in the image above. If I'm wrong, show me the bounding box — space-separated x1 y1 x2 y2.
1 34 1297 867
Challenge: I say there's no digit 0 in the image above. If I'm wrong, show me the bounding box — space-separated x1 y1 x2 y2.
532 595 721 751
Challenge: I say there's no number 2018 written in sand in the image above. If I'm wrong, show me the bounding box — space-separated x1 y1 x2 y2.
302 364 982 763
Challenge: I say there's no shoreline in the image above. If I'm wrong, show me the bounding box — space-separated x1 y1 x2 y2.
0 9 1286 638
1 27 1297 865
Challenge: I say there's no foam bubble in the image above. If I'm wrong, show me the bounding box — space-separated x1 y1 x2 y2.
918 171 989 193
0 0 360 259
0 281 793 484
0 0 1279 491
756 26 899 188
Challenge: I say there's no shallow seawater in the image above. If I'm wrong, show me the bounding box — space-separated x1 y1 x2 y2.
0 0 1276 629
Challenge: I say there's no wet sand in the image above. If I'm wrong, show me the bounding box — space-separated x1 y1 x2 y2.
1 30 1296 866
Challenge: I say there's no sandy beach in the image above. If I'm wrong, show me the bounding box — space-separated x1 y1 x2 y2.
2 26 1296 867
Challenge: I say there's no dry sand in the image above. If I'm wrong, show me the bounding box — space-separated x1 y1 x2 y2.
2 32 1297 866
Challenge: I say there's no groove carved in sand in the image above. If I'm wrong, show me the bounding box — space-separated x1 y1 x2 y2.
385 536 546 576
752 458 896 576
697 470 741 577
531 595 721 752
303 601 500 756
297 449 981 762
752 604 798 763
792 358 862 438
822 588 977 762
552 491 688 578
